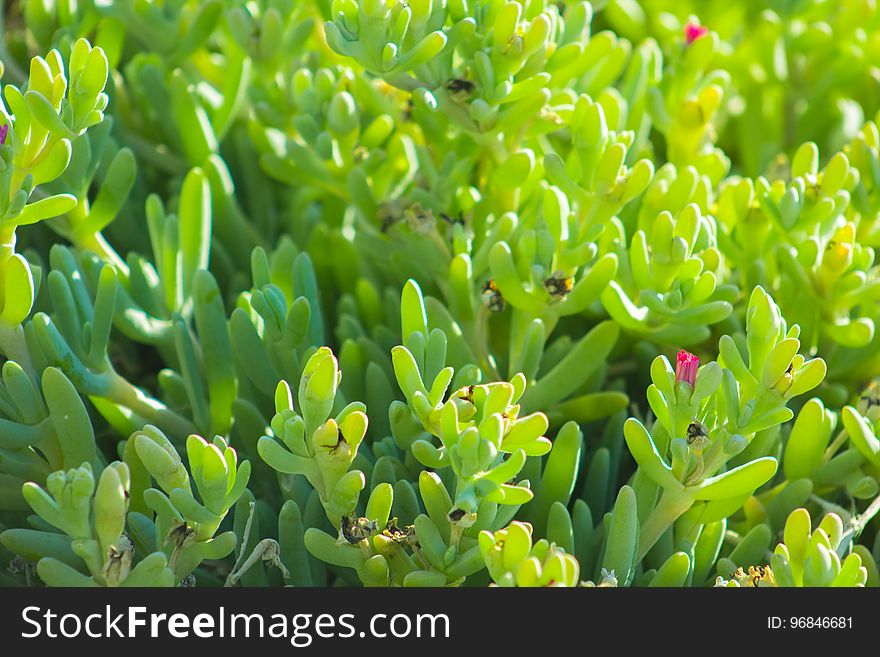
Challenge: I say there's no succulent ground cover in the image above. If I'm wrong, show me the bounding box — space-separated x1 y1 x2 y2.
0 0 879 588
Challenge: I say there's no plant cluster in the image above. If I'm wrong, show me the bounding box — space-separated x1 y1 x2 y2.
1 0 880 588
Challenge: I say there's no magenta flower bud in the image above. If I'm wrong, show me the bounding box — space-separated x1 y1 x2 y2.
684 22 708 45
675 350 699 387
0 124 8 145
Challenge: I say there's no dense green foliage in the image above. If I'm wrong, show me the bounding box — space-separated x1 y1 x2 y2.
1 0 880 587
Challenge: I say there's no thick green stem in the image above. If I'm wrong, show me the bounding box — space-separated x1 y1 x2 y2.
74 231 129 277
637 488 693 562
109 374 197 439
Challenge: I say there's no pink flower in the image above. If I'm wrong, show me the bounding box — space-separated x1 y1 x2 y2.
0 125 8 146
675 350 699 387
684 22 708 45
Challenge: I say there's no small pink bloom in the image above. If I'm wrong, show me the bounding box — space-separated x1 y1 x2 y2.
675 350 699 387
0 125 8 145
684 22 708 45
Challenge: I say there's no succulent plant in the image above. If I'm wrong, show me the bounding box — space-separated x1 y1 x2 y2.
0 0 879 591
